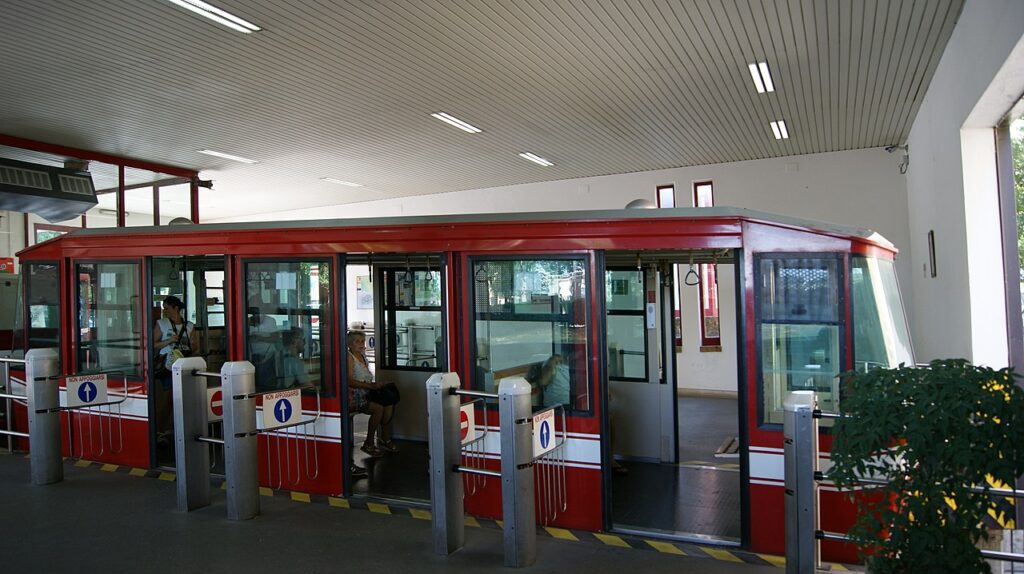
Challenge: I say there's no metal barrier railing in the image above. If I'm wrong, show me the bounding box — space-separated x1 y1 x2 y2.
0 350 61 484
173 357 322 520
427 373 570 568
784 390 1024 573
0 356 30 453
56 370 130 459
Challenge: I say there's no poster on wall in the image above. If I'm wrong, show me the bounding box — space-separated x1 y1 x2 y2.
356 275 374 309
0 257 13 274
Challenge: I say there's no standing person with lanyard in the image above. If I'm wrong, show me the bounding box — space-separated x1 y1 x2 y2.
153 295 199 445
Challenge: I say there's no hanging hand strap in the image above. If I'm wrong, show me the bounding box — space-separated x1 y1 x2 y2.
684 253 701 286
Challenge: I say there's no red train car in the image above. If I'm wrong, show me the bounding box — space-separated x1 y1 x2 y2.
7 207 912 560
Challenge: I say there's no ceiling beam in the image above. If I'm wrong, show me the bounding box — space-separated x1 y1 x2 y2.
0 134 199 179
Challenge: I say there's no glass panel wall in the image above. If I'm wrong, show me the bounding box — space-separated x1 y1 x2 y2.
380 268 443 370
606 269 647 380
26 263 60 362
757 255 843 424
76 262 143 377
851 256 914 371
471 257 589 411
244 260 333 395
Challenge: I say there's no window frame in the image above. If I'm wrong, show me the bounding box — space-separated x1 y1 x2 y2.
656 184 676 208
605 267 649 382
242 257 335 397
23 261 61 367
692 180 721 348
467 254 593 415
377 265 444 372
74 259 145 379
753 252 846 429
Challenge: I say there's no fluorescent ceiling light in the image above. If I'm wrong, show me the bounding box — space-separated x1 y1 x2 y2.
431 112 482 134
770 120 789 140
197 149 258 163
748 61 775 93
166 0 261 33
321 177 363 187
518 152 553 167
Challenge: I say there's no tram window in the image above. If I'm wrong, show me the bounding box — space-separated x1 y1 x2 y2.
851 257 914 371
244 260 334 396
606 270 647 381
471 258 590 412
756 255 843 425
379 269 442 371
76 262 143 377
26 263 60 364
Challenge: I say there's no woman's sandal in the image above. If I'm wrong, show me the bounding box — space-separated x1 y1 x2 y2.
379 440 400 454
360 443 385 458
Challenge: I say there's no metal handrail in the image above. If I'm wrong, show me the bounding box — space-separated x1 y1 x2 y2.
456 466 501 478
815 471 1024 498
789 390 1024 571
815 531 1024 564
45 372 131 411
455 388 499 400
0 357 26 365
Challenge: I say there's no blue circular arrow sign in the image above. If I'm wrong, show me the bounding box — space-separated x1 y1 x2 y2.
274 398 293 423
540 420 551 449
78 381 97 404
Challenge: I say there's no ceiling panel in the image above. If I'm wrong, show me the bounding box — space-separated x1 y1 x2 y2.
0 0 963 219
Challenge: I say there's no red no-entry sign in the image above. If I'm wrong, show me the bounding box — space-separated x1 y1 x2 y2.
208 388 223 421
459 403 475 445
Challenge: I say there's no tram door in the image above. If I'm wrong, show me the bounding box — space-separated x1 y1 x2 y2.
150 256 227 468
344 256 444 502
606 251 741 544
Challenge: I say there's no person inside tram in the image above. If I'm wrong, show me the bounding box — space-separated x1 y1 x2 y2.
152 295 199 444
279 328 310 390
539 354 570 408
346 328 399 457
247 294 280 391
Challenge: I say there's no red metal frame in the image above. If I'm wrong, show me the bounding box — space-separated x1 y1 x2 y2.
15 211 900 556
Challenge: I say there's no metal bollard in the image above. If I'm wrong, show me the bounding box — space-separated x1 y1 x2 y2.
173 357 210 511
784 391 819 574
427 372 465 555
26 348 60 485
223 361 258 520
499 377 536 568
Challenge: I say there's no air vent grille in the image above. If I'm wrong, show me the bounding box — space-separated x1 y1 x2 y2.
59 174 94 196
0 165 52 191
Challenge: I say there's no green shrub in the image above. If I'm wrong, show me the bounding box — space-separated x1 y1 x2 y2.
828 359 1024 574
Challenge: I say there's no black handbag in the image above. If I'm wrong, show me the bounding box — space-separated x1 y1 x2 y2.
369 383 401 406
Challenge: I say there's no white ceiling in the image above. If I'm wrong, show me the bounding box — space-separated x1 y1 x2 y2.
0 0 963 220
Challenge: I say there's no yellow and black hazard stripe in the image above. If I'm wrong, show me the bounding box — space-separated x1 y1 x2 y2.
59 456 869 571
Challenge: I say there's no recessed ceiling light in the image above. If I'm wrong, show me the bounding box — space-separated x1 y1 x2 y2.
518 152 554 167
166 0 261 33
197 149 258 163
321 177 363 187
748 61 775 93
431 112 482 134
770 120 789 140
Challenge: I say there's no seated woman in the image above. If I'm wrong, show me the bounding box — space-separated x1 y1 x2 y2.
346 329 399 457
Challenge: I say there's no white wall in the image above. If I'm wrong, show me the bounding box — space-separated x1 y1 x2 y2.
905 0 1024 365
225 148 908 392
677 264 738 394
221 147 912 301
